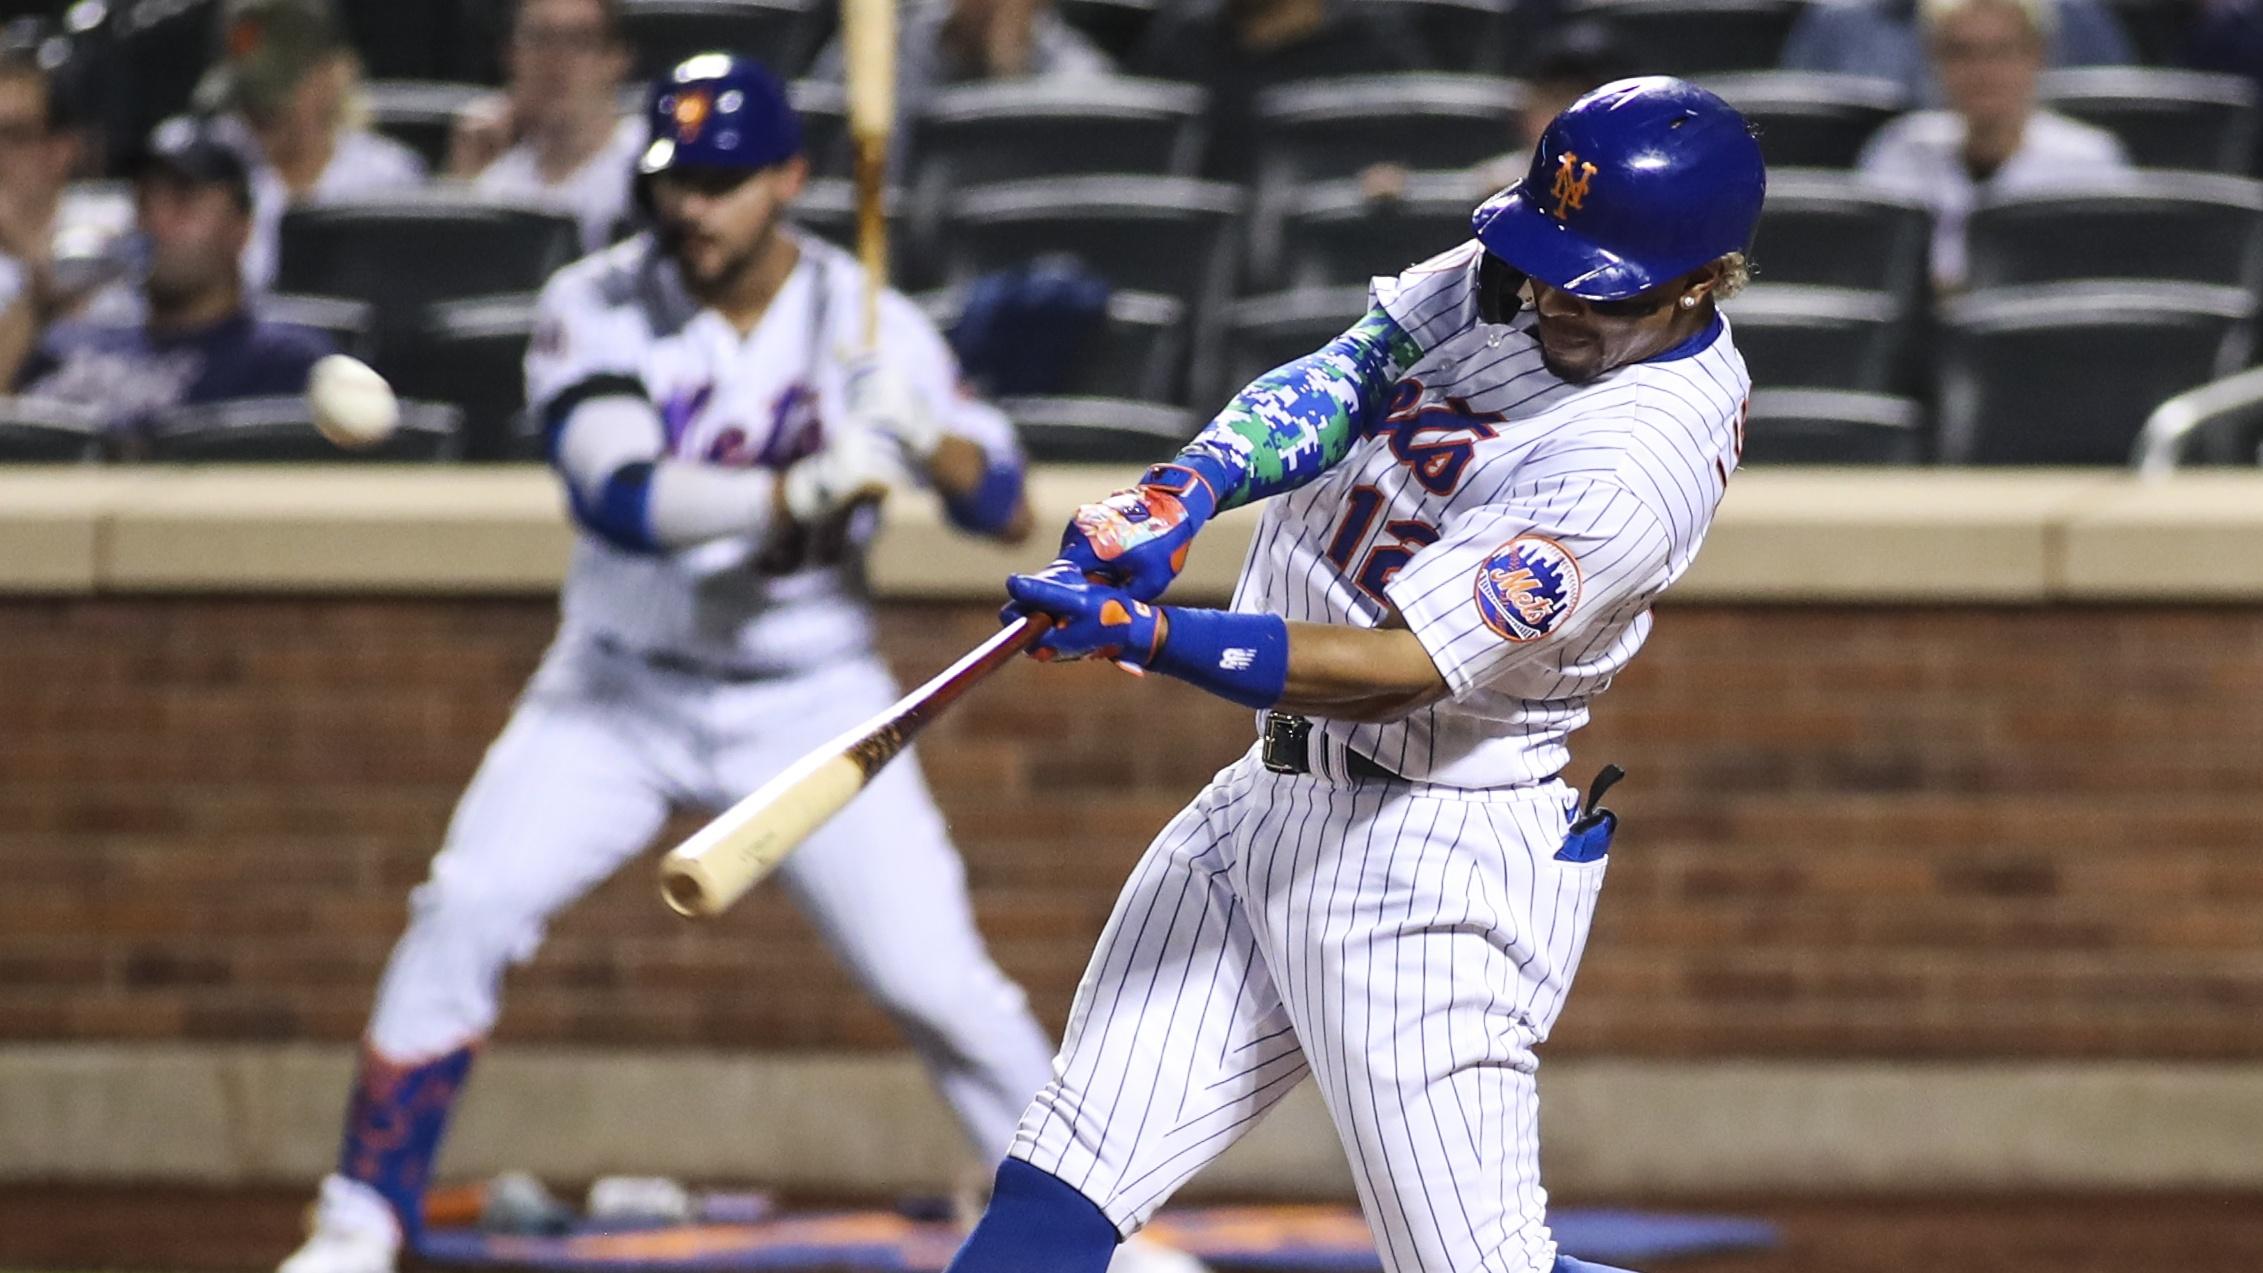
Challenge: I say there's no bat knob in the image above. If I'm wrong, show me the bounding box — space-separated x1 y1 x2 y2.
659 856 718 919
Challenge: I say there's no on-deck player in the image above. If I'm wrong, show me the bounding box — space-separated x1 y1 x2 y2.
279 54 1197 1273
943 77 1766 1273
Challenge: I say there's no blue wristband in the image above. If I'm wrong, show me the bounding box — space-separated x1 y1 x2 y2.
1150 607 1289 709
944 458 1025 536
1143 453 1231 522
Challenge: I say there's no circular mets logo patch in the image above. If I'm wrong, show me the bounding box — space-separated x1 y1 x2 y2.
1474 535 1583 642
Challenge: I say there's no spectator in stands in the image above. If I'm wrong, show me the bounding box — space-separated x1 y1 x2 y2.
1362 19 1630 203
197 0 427 291
1784 0 2135 104
1133 0 1424 182
811 0 1110 145
449 0 643 252
0 40 134 377
8 119 333 436
1858 0 2128 289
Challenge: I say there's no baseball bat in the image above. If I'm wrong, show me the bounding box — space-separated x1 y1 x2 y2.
659 614 1050 918
841 0 895 350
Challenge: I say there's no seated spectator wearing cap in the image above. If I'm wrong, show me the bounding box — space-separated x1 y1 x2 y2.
9 122 334 436
1858 0 2128 290
0 40 135 377
1784 0 2135 105
1131 0 1426 182
451 0 643 252
811 0 1110 157
199 0 428 291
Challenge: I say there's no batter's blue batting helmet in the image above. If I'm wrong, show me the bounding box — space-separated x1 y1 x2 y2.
1472 76 1765 301
638 52 802 178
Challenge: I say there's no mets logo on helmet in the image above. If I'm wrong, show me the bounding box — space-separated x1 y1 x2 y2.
1473 535 1583 642
1550 152 1598 220
672 90 713 142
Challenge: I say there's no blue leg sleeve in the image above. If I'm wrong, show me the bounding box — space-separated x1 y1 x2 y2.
336 1043 478 1247
944 1158 1120 1273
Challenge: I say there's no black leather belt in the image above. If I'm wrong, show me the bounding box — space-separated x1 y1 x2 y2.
1260 712 1403 782
592 635 796 684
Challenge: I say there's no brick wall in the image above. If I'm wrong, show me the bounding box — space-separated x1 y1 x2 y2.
1 598 2258 1058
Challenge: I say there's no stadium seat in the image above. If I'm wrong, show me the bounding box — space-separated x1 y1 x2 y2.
1000 395 1199 464
341 0 509 83
1704 73 1906 170
260 294 378 362
1255 75 1524 185
382 297 538 461
0 397 103 462
1963 175 2263 292
1568 0 1802 76
924 286 1188 403
1056 0 1160 61
1749 171 1932 302
365 81 492 171
940 177 1243 311
1937 282 2256 465
1740 389 1924 464
1369 0 1516 74
2133 364 2263 471
2133 365 2263 471
618 0 827 80
1721 285 1906 392
1220 287 1371 400
790 79 850 177
915 78 1206 191
1275 176 1479 291
792 178 907 273
2038 68 2259 175
141 397 463 462
275 195 580 331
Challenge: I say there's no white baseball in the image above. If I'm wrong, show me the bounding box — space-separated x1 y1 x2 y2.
307 354 400 449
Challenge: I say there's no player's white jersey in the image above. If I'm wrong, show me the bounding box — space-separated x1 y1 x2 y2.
1231 240 1750 788
526 229 1014 673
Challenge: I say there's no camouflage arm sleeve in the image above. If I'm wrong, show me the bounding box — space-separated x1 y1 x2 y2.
1174 308 1422 512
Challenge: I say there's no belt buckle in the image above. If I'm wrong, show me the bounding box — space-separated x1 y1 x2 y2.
1260 712 1311 774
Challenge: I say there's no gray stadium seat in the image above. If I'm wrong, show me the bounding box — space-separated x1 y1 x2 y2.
1704 72 1905 170
1370 0 1516 74
382 297 539 461
1255 75 1524 184
141 397 463 462
1750 170 1932 303
792 178 904 261
1001 395 1199 464
1722 285 1906 392
276 195 580 333
789 79 850 177
1937 282 2256 465
921 286 1188 404
0 397 103 462
916 78 1206 190
1275 176 1478 291
2038 68 2259 175
941 177 1243 311
1568 0 1801 76
1741 389 1924 464
260 294 378 362
365 81 491 171
617 0 826 80
1221 287 1370 401
1963 175 2263 292
2133 365 2263 472
1057 0 1161 61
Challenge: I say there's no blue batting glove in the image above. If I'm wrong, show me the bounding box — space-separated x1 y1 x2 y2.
1003 564 1167 668
1052 463 1218 602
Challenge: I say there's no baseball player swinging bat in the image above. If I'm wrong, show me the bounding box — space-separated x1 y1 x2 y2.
660 614 1049 917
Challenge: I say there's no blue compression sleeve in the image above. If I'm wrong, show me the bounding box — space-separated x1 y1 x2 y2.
1151 608 1290 709
571 460 661 554
944 457 1026 537
1171 308 1419 512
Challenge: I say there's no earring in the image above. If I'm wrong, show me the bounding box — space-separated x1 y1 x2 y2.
1679 295 1699 310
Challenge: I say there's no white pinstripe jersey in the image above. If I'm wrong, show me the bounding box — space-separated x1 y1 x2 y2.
1230 241 1750 788
525 230 1015 672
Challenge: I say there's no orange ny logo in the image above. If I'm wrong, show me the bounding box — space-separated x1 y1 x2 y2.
672 91 712 142
1550 152 1598 219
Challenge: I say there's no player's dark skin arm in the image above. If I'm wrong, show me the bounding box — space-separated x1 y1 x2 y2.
1277 621 1450 723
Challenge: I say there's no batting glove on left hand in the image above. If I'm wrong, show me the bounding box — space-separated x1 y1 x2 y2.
1004 563 1167 669
781 424 906 525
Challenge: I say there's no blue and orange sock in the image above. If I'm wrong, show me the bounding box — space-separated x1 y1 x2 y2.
336 1041 478 1248
944 1158 1120 1273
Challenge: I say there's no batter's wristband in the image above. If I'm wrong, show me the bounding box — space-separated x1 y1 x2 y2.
1150 608 1289 709
944 458 1026 536
1142 454 1230 524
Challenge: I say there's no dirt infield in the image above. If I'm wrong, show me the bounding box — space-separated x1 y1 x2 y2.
4 1187 2262 1272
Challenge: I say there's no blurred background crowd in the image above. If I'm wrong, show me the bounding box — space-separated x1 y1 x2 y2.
2 0 2261 468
